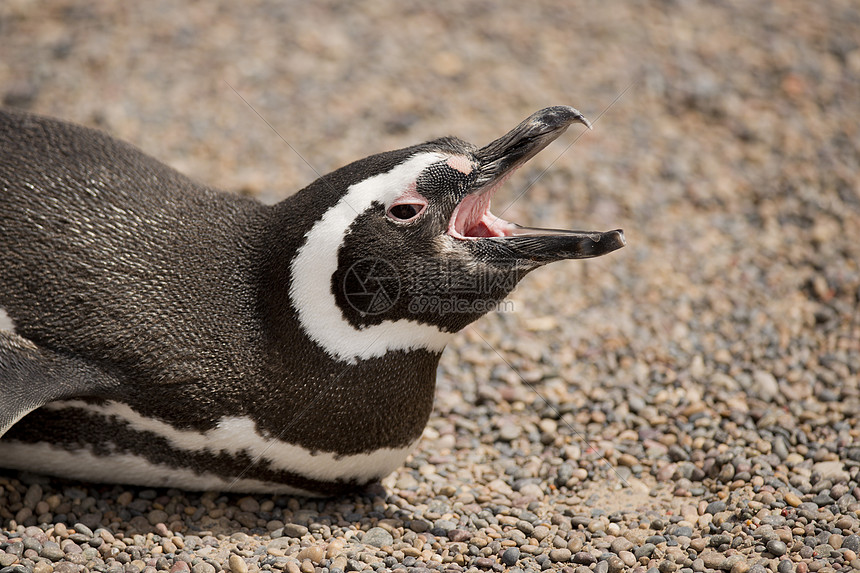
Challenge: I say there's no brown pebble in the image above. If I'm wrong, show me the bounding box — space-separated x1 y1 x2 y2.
162 541 178 554
448 529 472 542
326 540 345 559
148 509 169 526
657 464 677 482
784 492 802 507
228 554 248 573
533 525 551 541
237 497 260 513
610 537 634 553
296 546 325 564
701 551 725 569
170 562 190 573
607 555 625 572
619 551 636 567
299 559 314 573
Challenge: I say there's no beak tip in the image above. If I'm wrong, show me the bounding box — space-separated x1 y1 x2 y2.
537 106 592 131
602 229 626 253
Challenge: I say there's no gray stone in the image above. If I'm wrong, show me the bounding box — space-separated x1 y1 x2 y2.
281 523 308 537
501 547 520 566
766 539 787 557
40 541 65 562
362 527 394 548
634 543 657 559
842 534 860 552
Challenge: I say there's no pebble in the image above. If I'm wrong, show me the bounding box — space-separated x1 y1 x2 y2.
843 535 860 552
296 546 324 563
501 547 520 566
361 527 394 548
766 540 788 557
281 524 308 538
39 542 64 562
228 555 247 573
611 538 634 553
498 423 521 442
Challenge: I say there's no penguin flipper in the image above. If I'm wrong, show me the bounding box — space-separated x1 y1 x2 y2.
0 331 120 437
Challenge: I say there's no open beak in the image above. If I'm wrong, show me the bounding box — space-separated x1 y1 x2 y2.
448 106 625 264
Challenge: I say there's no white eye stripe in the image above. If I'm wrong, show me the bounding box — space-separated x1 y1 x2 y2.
289 152 454 363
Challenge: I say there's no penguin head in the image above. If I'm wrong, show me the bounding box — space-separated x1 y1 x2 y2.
286 106 625 361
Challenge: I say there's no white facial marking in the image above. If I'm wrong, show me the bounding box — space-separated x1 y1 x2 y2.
0 441 317 495
42 400 418 484
290 152 455 363
0 308 16 332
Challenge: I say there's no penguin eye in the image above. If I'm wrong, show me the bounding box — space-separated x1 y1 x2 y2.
387 203 425 222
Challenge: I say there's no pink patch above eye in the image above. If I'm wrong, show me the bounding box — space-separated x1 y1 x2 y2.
446 155 474 175
388 183 428 221
390 183 428 207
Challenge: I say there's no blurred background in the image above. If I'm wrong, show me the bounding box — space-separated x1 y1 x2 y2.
1 0 859 551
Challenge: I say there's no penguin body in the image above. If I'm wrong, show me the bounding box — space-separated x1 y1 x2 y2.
0 107 624 494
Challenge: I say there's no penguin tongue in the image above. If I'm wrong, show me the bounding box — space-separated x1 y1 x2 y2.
448 189 517 239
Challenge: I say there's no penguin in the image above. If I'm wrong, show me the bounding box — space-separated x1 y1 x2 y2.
0 106 624 495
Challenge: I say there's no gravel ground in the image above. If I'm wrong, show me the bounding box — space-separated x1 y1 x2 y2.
1 1 859 573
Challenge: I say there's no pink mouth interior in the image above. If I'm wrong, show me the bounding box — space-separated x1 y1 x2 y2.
448 182 519 240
